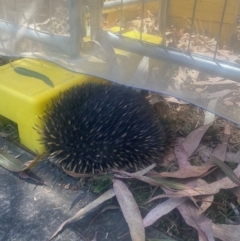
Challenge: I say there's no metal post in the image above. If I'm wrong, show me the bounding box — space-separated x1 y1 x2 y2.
68 0 82 58
187 0 198 52
158 0 168 45
88 0 103 40
120 0 123 35
140 0 145 41
213 0 227 60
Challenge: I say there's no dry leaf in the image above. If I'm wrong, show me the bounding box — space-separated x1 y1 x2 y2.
196 180 214 213
154 164 217 179
0 150 24 172
224 100 234 106
204 111 216 125
212 223 240 241
173 124 215 240
181 123 213 158
147 164 240 202
211 156 240 186
204 99 217 125
132 163 156 176
112 164 156 178
148 94 163 105
163 96 188 104
114 171 188 190
198 146 212 162
205 90 233 99
89 205 119 226
174 144 189 169
113 166 188 190
211 124 231 161
0 132 11 138
49 189 115 240
113 179 145 241
143 197 187 227
62 165 94 178
178 201 214 241
226 152 240 163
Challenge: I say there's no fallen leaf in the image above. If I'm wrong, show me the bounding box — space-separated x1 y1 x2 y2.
204 99 217 125
212 223 240 241
62 166 94 178
224 100 234 106
49 189 115 240
0 150 24 172
163 96 188 104
114 171 188 190
198 146 212 162
151 177 189 190
226 152 240 163
178 201 214 241
211 156 240 186
181 123 213 158
143 197 187 227
153 164 217 179
204 111 216 125
132 163 156 176
205 90 233 99
89 205 119 226
148 94 163 105
171 123 218 240
196 180 214 213
0 132 11 138
14 67 54 87
211 124 231 161
174 144 189 169
113 168 188 190
147 164 240 202
112 164 156 178
113 179 145 241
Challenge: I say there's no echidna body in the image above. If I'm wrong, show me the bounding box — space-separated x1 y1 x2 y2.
40 82 169 174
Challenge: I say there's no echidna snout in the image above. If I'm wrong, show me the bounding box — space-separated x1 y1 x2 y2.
40 82 170 174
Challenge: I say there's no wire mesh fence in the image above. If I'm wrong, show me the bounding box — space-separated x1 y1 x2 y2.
1 0 240 124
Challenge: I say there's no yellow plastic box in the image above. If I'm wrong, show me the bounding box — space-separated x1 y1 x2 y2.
0 58 104 153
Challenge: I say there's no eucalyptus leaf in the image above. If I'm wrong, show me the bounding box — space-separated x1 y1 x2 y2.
113 179 145 241
0 150 24 172
49 189 115 240
14 67 54 87
148 239 177 241
151 177 188 190
211 156 240 185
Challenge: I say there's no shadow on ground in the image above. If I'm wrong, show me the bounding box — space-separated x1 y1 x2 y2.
0 137 174 241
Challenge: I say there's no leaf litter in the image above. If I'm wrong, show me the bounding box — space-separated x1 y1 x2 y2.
2 97 240 241
46 112 240 241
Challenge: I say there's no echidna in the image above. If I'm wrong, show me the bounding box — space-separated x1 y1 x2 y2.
40 82 171 174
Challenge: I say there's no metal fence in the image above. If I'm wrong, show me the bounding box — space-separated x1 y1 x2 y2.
1 0 240 124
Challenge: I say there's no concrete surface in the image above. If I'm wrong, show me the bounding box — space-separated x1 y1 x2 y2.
0 137 175 241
